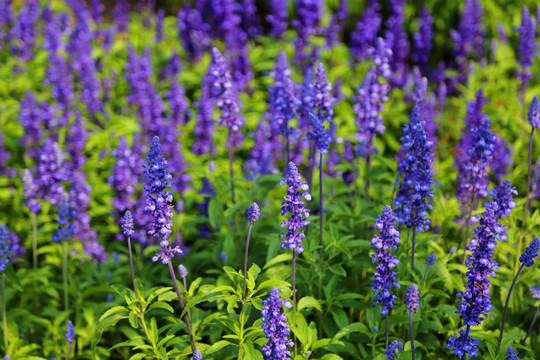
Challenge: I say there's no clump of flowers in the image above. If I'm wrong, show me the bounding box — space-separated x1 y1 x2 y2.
371 206 401 315
280 162 311 254
384 340 403 360
52 193 75 243
261 287 294 359
0 224 18 272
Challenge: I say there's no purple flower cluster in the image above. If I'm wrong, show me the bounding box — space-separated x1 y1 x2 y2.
517 7 538 86
22 169 40 213
108 136 139 216
456 112 496 207
384 340 403 360
529 95 540 129
370 206 401 315
35 139 69 207
519 238 539 267
280 162 311 254
350 1 382 61
447 181 516 357
384 0 410 87
308 63 334 154
19 92 55 159
144 137 181 264
245 121 278 178
292 0 323 65
122 210 134 237
506 346 518 360
353 38 391 156
267 52 298 138
394 107 434 232
210 48 244 132
412 7 434 73
177 5 210 61
52 193 76 242
267 0 288 38
0 224 18 272
405 283 419 312
9 0 40 61
65 320 76 343
261 287 294 360
246 202 260 222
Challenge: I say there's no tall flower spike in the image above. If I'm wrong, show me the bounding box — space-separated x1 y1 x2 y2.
520 238 539 267
506 346 518 360
52 193 76 242
267 0 288 38
65 320 76 343
193 349 202 360
350 1 382 61
427 253 436 266
384 340 403 360
0 224 18 272
371 206 401 315
405 284 419 312
144 137 182 264
261 288 294 360
517 7 538 88
529 95 540 129
447 180 516 358
122 210 134 237
412 7 434 73
246 202 260 223
280 162 311 254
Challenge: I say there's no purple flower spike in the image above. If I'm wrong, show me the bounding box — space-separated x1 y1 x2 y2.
144 137 182 265
261 288 294 360
529 95 540 129
178 264 188 279
412 7 434 73
109 136 139 216
65 320 76 343
53 193 76 242
517 7 538 86
22 169 40 213
520 238 539 267
122 210 134 237
405 284 419 312
506 346 518 360
177 5 210 62
193 349 202 360
384 340 403 360
280 162 311 254
267 0 288 38
268 51 298 138
350 1 381 61
427 253 436 266
371 206 401 315
246 202 260 223
0 224 18 272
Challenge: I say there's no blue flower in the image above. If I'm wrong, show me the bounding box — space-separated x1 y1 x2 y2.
519 238 539 267
246 202 260 223
506 346 518 360
405 284 419 312
0 224 18 272
384 340 403 360
65 320 76 344
261 288 294 360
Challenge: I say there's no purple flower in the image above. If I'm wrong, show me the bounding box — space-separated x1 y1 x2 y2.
193 92 215 155
108 136 139 216
19 93 54 160
371 206 401 315
261 287 294 360
350 1 382 61
506 346 518 360
122 210 134 237
451 0 485 83
193 349 202 360
112 0 130 32
267 51 298 138
384 0 410 87
9 0 39 61
531 281 540 299
155 9 164 42
245 121 278 178
266 0 288 38
65 320 76 344
144 137 182 264
210 47 244 132
529 95 540 129
280 162 311 254
239 0 261 39
162 51 183 80
22 169 40 213
517 7 538 86
0 0 12 48
405 284 419 312
519 238 539 267
412 7 434 73
246 202 260 222
384 340 403 360
427 253 436 266
0 224 18 272
35 139 68 206
90 0 105 24
292 0 323 65
178 264 188 279
447 181 516 357
53 193 76 242
353 38 391 156
394 107 434 232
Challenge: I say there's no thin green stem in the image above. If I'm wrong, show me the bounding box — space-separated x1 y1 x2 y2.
32 212 37 269
411 227 417 274
243 223 254 299
62 240 69 312
167 261 197 353
385 313 389 348
140 313 161 358
238 221 254 360
67 342 71 360
523 302 540 344
292 249 297 357
319 152 324 261
409 311 416 360
127 236 138 298
2 273 7 351
497 264 525 353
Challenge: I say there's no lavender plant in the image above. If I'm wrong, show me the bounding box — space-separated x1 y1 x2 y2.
0 224 16 353
405 284 419 360
524 96 539 227
261 287 294 360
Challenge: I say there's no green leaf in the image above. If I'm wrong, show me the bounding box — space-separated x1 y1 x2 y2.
128 312 139 329
263 253 292 269
297 297 322 313
149 301 174 313
205 340 234 355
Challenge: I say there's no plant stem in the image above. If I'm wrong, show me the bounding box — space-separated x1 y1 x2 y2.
523 128 534 229
319 152 324 261
422 266 430 286
62 240 69 312
385 313 389 348
140 313 161 358
365 153 372 204
411 227 417 274
243 222 254 300
460 191 476 264
292 249 297 357
228 129 235 204
523 302 540 344
285 133 290 166
497 264 525 353
127 235 138 298
409 310 415 360
32 212 38 269
67 342 71 360
167 261 197 353
2 273 7 351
